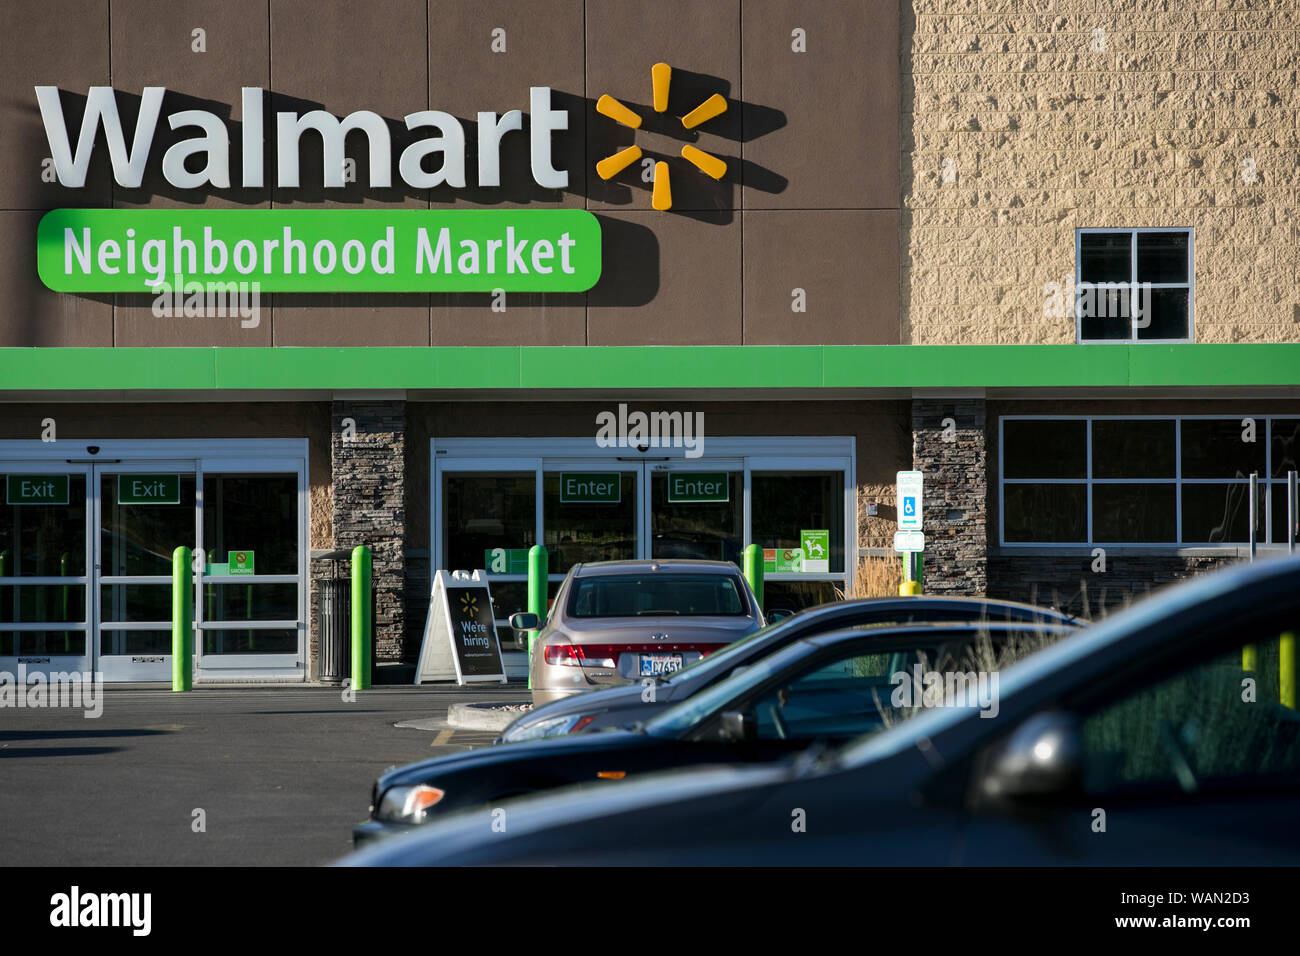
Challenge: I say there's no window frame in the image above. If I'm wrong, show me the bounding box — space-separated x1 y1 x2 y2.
998 415 1295 548
1075 227 1195 344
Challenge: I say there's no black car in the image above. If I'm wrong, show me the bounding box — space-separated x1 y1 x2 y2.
345 554 1300 866
498 595 1078 742
352 620 1063 846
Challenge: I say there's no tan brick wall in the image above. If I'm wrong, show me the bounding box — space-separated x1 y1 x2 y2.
903 0 1300 345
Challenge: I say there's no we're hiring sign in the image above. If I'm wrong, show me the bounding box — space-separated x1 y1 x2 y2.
33 86 601 293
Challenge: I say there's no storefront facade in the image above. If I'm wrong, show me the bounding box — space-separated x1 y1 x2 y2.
2 1 1298 681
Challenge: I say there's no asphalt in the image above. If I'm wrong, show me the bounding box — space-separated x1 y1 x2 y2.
0 683 530 866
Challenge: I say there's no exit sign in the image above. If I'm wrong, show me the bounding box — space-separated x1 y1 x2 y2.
666 472 729 503
118 474 181 505
559 473 621 504
6 475 69 505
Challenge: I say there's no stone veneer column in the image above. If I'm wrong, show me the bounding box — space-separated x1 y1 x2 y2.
331 400 407 662
912 397 987 595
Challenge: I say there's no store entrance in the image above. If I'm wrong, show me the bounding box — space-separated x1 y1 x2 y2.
96 463 198 681
434 437 855 666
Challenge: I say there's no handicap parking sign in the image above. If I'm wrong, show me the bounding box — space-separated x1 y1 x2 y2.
896 471 923 531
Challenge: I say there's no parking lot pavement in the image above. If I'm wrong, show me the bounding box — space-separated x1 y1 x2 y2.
0 684 530 866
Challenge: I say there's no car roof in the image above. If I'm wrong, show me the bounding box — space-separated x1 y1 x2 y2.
840 552 1300 766
781 594 1079 625
799 619 1074 650
572 559 744 577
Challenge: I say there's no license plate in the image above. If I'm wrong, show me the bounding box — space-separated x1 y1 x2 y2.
640 654 684 676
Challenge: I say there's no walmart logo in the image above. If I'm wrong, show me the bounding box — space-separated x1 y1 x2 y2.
459 593 479 617
595 62 728 211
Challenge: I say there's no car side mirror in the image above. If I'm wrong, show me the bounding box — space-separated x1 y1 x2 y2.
509 612 540 631
980 711 1083 805
719 710 756 744
766 608 796 623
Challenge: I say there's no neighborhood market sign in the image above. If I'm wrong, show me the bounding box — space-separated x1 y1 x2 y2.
33 86 600 292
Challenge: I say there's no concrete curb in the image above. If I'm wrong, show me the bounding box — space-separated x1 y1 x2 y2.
447 701 534 732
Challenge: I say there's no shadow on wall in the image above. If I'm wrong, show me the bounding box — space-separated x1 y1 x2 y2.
27 79 786 316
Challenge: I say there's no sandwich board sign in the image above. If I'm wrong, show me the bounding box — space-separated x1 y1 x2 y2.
414 569 507 685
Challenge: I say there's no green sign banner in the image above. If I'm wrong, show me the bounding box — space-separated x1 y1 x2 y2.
6 475 69 505
485 548 530 574
117 474 180 505
559 473 621 504
763 548 803 573
38 208 602 293
229 551 255 575
801 529 829 572
666 472 729 503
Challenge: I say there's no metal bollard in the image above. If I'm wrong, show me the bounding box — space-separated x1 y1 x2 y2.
351 545 372 691
527 545 548 689
172 546 193 692
743 543 764 614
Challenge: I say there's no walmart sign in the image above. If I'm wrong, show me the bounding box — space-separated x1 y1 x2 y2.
33 86 600 293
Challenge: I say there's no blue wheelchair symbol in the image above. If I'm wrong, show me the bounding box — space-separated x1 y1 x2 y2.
902 496 916 517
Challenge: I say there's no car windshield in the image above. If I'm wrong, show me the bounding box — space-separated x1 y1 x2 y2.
646 624 1068 741
567 573 748 618
660 619 786 682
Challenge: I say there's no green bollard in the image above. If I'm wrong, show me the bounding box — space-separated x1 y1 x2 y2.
351 545 372 691
1281 632 1295 710
743 543 764 615
172 546 193 692
527 545 548 690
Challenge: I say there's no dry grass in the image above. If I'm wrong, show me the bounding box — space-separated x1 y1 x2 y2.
836 556 902 600
870 624 1071 730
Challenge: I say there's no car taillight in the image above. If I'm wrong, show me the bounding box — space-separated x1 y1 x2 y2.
544 644 620 667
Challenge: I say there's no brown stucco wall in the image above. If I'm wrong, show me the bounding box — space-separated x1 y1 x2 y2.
2 0 902 348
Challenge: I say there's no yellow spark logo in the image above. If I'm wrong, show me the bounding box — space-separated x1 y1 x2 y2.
459 593 479 617
595 62 728 211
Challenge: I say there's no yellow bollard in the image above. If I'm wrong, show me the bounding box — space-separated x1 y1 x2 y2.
1281 632 1295 710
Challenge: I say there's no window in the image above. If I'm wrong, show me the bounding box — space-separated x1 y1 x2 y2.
567 573 748 618
1081 632 1300 796
1076 229 1193 342
1000 417 1298 546
749 651 904 741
